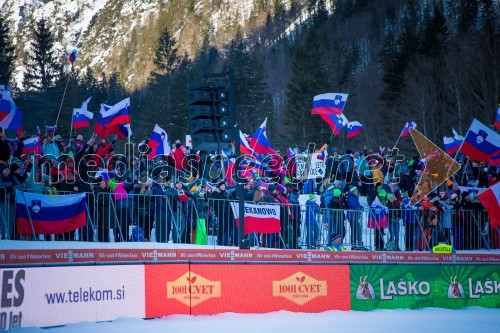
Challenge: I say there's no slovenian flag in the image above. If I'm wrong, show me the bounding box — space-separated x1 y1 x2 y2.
249 118 277 155
367 197 389 230
312 93 348 115
459 119 500 162
320 113 348 136
46 125 58 132
400 121 417 138
15 190 87 234
147 124 170 158
443 136 459 155
495 106 500 130
239 130 260 159
477 182 500 229
95 102 132 139
102 97 131 128
22 137 40 155
72 97 93 129
452 128 464 145
347 121 363 139
0 87 23 135
68 49 78 67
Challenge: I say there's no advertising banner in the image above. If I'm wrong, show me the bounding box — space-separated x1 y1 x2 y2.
350 265 500 310
0 266 145 330
145 264 350 316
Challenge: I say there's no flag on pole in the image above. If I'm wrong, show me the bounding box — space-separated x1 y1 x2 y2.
15 190 87 234
400 121 417 138
320 113 348 136
459 119 500 162
494 106 500 130
477 182 500 229
94 101 132 139
312 93 348 115
147 124 170 158
0 86 23 135
347 121 363 139
443 136 459 155
102 97 131 128
249 118 277 155
72 97 94 129
68 49 78 68
239 130 261 159
46 125 58 132
22 137 40 155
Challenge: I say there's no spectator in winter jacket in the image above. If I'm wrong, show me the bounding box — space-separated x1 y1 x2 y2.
304 194 320 249
0 163 17 239
288 188 301 249
346 186 363 246
42 136 60 161
325 232 345 251
0 133 11 163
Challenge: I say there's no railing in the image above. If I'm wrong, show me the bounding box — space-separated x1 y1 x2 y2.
1 189 498 252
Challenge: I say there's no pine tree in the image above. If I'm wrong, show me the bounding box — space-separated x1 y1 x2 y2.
23 18 63 93
225 30 273 134
284 28 330 147
22 18 64 126
0 9 16 85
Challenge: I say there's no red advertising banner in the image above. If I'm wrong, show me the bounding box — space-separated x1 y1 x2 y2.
144 264 351 316
2 249 500 265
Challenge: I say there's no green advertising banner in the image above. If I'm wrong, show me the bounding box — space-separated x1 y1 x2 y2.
350 265 500 310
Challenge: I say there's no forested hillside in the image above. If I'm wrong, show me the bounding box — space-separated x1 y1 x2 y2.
0 0 498 151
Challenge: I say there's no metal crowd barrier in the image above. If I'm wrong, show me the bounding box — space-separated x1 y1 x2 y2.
2 188 497 252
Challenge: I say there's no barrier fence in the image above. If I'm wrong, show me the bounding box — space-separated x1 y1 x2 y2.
1 190 499 251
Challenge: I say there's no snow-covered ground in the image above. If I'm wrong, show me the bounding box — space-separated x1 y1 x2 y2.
11 308 500 333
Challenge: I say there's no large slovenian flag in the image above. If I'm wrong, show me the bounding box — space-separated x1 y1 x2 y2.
147 124 170 158
0 87 23 135
347 121 363 139
494 106 500 130
72 97 93 129
22 137 40 155
443 136 459 155
249 118 277 155
230 201 281 235
102 97 131 128
400 121 417 138
95 103 132 139
320 113 348 136
459 118 500 162
15 190 87 234
477 182 500 229
312 93 348 115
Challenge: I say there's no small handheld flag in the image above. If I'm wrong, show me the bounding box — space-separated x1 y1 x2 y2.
320 113 348 136
347 121 363 139
72 97 93 129
68 49 78 68
401 121 417 138
147 124 170 158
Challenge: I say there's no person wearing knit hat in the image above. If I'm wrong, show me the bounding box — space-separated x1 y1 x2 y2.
378 189 387 198
325 232 344 251
349 185 358 193
333 189 342 197
386 192 401 251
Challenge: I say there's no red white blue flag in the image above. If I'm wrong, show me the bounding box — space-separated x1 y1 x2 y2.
147 124 170 158
0 86 22 135
94 102 132 139
249 118 277 155
16 190 87 234
400 121 417 138
347 121 363 139
312 93 348 115
320 113 348 136
459 119 500 162
239 130 260 159
68 49 78 67
477 182 500 229
22 137 40 155
443 136 459 155
72 97 93 129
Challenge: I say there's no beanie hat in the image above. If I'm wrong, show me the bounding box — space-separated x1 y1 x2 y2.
217 180 226 188
387 193 394 200
333 189 342 197
378 189 387 197
77 135 83 141
349 186 358 193
108 178 118 191
330 232 341 242
308 194 315 200
450 193 458 200
10 163 20 173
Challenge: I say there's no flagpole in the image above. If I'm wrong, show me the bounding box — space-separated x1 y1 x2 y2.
69 110 74 140
55 73 71 129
